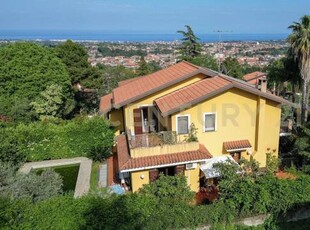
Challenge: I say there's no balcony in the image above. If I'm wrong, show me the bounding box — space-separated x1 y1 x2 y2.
127 131 199 158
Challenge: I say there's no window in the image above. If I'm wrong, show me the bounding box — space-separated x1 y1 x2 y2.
204 113 216 132
176 115 189 134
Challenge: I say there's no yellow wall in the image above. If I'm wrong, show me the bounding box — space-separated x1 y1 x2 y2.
130 166 200 193
185 165 200 192
171 88 281 167
123 74 205 134
109 109 124 135
131 170 150 192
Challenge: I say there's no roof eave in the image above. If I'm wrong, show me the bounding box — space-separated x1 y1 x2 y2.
119 158 210 173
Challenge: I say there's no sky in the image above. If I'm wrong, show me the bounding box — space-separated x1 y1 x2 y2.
0 0 309 34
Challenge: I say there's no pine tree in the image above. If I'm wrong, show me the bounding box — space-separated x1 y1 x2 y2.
137 56 151 76
177 25 202 60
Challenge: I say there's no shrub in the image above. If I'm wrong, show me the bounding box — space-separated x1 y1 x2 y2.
0 116 114 164
140 174 195 202
0 162 63 203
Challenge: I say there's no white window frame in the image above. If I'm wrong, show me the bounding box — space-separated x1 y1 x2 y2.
203 112 217 132
176 114 190 135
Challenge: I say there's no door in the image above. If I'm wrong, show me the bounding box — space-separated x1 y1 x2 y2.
230 152 241 162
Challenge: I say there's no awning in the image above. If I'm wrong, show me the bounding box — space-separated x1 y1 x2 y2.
223 140 252 152
200 155 239 179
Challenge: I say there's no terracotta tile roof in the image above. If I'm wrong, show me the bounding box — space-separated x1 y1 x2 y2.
116 134 212 172
224 76 291 106
99 62 291 115
154 72 291 116
243 71 266 82
223 139 252 152
112 61 201 108
99 93 112 114
116 135 130 169
118 77 140 87
154 77 232 116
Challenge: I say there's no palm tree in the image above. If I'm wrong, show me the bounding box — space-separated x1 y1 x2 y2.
177 25 202 60
288 15 310 125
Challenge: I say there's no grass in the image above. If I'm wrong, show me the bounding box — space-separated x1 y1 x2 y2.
36 164 80 192
90 161 100 191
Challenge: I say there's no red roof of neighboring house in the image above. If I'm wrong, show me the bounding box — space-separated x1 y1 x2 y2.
243 71 266 83
112 61 202 108
99 93 112 114
223 139 252 152
116 135 212 172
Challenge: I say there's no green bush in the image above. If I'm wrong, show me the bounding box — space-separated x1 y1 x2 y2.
1 173 310 229
0 116 114 163
0 162 63 202
140 174 195 202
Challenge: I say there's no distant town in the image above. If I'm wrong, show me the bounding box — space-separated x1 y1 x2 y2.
0 39 289 69
85 40 288 68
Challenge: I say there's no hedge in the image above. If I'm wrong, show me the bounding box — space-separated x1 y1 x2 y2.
0 116 114 164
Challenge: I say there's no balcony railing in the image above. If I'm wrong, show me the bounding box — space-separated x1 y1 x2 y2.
128 131 199 158
129 131 179 149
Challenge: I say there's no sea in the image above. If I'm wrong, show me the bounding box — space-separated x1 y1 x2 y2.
0 30 289 42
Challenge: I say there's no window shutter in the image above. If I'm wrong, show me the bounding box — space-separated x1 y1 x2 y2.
133 108 143 135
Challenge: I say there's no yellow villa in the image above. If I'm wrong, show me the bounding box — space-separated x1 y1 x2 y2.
100 61 289 193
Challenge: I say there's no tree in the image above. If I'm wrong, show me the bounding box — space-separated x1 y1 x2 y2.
137 56 151 76
0 42 72 122
31 84 75 120
54 40 103 113
267 55 300 98
288 15 310 124
147 61 162 73
190 55 218 70
294 122 310 172
54 40 93 84
98 64 138 94
177 25 202 60
221 57 243 78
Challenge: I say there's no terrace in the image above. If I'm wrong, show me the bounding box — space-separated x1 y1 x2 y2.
127 131 199 158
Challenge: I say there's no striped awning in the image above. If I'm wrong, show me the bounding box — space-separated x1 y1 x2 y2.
200 155 239 179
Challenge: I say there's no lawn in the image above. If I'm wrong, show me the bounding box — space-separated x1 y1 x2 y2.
90 161 100 190
35 164 80 192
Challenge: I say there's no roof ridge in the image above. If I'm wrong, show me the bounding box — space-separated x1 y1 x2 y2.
197 65 256 88
243 72 267 82
218 73 256 88
153 76 221 102
114 61 195 90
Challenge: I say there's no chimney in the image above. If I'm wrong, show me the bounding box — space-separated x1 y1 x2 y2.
258 77 267 93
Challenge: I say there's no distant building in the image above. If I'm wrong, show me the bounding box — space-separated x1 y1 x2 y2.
243 71 267 86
